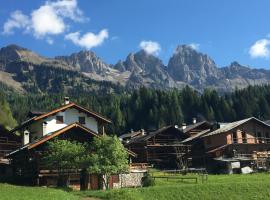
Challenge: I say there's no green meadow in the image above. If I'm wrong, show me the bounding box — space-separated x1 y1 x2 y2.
74 173 270 200
2 173 270 200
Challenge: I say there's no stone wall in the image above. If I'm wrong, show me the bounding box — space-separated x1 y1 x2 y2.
113 171 146 188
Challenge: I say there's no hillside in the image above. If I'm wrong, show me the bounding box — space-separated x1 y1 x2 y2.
0 91 16 129
1 44 270 93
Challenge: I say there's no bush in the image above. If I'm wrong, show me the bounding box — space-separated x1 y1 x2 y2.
141 173 155 187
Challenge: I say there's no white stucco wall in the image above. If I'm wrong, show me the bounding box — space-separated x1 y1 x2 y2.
25 108 99 144
43 108 98 135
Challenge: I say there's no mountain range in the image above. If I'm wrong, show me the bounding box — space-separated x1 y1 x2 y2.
0 44 270 94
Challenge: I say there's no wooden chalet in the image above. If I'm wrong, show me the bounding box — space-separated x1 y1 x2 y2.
0 125 21 177
202 117 270 173
5 99 141 189
124 120 212 169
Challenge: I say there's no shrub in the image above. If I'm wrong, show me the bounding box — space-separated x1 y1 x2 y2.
141 173 155 187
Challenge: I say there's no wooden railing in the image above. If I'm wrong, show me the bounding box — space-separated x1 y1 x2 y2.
231 137 270 144
0 137 20 145
147 138 183 146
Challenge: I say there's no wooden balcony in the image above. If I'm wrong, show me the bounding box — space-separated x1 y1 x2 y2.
0 136 21 158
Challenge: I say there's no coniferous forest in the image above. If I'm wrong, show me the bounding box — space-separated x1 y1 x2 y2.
1 84 270 135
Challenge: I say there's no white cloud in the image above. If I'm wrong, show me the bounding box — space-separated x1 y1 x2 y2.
3 0 87 38
31 4 65 37
188 43 200 50
65 29 109 49
3 10 30 34
249 39 270 58
139 40 161 55
47 0 86 22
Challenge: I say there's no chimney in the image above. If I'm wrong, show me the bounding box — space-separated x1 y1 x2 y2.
64 97 70 105
141 129 145 136
181 123 187 130
192 118 197 124
23 130 30 145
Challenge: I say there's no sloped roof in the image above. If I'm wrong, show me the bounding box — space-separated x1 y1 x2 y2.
126 126 176 144
182 121 211 134
181 129 211 143
10 102 111 133
203 117 270 138
8 123 98 156
34 102 111 123
264 120 270 125
126 125 189 145
119 131 143 140
28 123 99 149
8 123 137 158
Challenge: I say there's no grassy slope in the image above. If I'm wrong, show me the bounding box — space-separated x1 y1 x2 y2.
75 173 270 200
0 184 79 200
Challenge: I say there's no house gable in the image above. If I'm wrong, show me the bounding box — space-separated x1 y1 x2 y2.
203 117 270 150
43 107 99 135
29 123 99 150
10 102 111 145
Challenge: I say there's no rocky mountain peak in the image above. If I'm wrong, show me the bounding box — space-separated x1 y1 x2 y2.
0 44 26 62
167 45 219 84
0 44 49 70
56 50 110 74
2 43 270 93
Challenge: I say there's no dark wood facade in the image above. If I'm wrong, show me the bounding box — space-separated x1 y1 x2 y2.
203 118 270 173
0 126 21 177
125 122 212 169
125 126 189 168
8 125 99 188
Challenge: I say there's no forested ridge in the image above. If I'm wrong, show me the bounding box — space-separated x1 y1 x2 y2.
1 84 270 135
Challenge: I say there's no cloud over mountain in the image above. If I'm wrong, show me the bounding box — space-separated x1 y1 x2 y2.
65 29 109 49
249 39 270 58
139 40 161 55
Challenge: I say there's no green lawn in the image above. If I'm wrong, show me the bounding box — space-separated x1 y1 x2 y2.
2 173 270 200
0 183 79 200
74 173 270 200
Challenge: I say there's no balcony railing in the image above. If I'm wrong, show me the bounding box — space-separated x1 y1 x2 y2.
231 137 270 144
146 138 185 146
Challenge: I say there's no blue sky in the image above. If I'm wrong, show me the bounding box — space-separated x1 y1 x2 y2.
1 0 270 68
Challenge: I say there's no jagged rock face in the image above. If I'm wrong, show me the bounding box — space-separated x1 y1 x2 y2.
168 45 219 85
0 45 49 71
0 45 23 63
56 51 110 74
1 44 270 93
114 60 126 72
220 61 270 79
116 50 176 89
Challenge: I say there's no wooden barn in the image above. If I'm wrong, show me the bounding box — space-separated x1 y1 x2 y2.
0 126 21 177
202 117 270 173
124 120 212 169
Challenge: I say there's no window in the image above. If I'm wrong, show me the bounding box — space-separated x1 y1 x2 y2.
79 116 85 124
56 116 64 124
